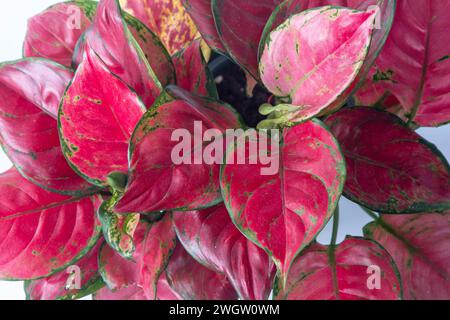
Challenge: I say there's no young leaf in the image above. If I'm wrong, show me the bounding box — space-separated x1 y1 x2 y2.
0 59 96 195
260 0 396 113
0 169 102 280
172 38 218 98
119 0 200 55
24 241 104 300
23 1 97 67
212 0 282 80
260 6 376 119
325 107 450 213
221 120 346 283
173 204 276 300
165 244 239 300
114 86 244 214
361 0 450 127
59 45 146 186
181 0 226 54
78 0 174 106
275 237 402 300
364 212 450 300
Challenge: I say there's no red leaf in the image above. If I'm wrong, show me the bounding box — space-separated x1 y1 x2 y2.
260 6 376 120
173 204 276 300
23 1 96 67
172 38 217 97
94 284 148 300
360 0 450 127
221 120 346 282
212 0 282 80
325 107 450 213
119 0 200 55
364 212 450 300
0 59 95 195
24 241 104 300
260 0 396 113
79 0 174 106
59 45 146 186
181 0 226 54
275 237 402 300
114 86 243 214
0 169 102 280
166 244 239 300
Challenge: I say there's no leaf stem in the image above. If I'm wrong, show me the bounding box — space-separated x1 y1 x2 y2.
360 206 380 221
330 204 340 247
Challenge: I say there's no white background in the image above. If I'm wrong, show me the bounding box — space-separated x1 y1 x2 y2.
0 0 449 300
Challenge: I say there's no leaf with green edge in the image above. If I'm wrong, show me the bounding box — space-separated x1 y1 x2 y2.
181 0 226 54
356 0 450 127
59 45 146 186
114 85 244 214
0 58 97 196
98 196 140 260
172 38 218 98
221 120 346 285
325 107 450 213
212 0 283 80
260 0 396 114
0 168 102 280
119 0 200 55
173 203 276 300
23 0 97 67
364 212 450 300
275 237 402 300
165 244 239 300
259 6 377 120
74 0 174 107
24 240 104 300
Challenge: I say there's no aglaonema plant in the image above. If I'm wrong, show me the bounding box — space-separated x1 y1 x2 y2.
0 0 449 300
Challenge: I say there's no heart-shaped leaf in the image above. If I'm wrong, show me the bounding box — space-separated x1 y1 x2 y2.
0 59 96 195
364 212 450 300
212 0 282 80
275 237 402 300
260 0 396 114
181 0 226 54
24 241 104 300
77 0 174 107
114 86 244 214
23 1 97 67
0 168 102 280
360 0 450 127
59 45 146 186
325 107 450 213
260 6 377 120
173 204 276 300
221 120 346 283
172 38 218 98
119 0 200 55
165 244 239 300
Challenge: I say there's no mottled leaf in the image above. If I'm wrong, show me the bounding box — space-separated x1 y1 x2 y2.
359 0 450 127
364 212 450 300
59 45 146 186
0 168 102 280
325 107 450 213
172 38 218 97
165 244 239 300
0 59 96 195
275 237 402 300
173 204 276 300
114 86 243 214
181 0 226 54
24 0 97 67
120 0 200 55
260 6 376 120
24 241 104 300
221 120 346 282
